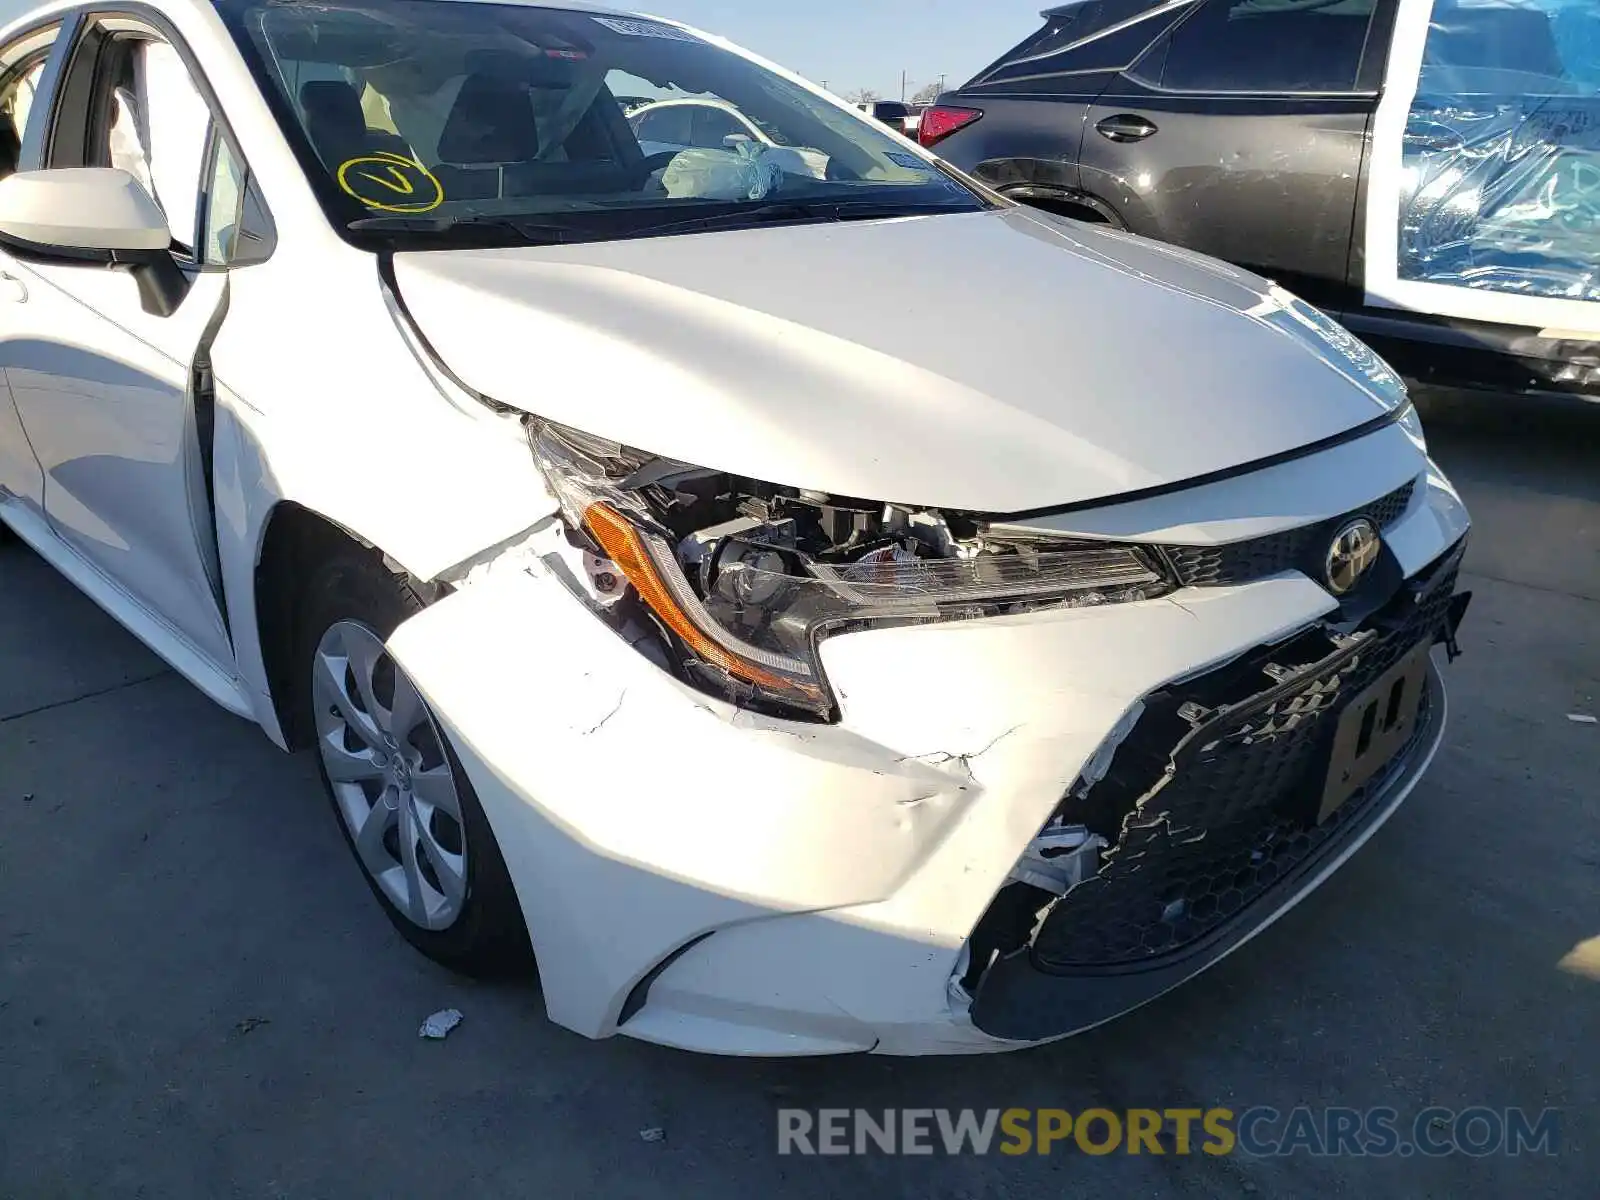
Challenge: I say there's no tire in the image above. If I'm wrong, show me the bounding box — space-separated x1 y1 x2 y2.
296 547 532 978
1032 199 1111 226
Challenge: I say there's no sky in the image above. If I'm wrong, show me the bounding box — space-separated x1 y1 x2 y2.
633 0 1048 100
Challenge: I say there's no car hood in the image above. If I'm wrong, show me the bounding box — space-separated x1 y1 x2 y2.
392 207 1407 514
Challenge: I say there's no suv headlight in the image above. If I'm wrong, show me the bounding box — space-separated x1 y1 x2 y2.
530 419 1171 720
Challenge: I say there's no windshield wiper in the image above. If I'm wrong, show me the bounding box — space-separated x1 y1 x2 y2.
348 214 584 245
636 200 974 239
349 200 976 248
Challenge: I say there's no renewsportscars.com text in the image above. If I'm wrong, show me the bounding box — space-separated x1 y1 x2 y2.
777 1107 1561 1158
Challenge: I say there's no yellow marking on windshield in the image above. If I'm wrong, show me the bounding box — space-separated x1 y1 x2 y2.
361 165 415 195
336 151 444 214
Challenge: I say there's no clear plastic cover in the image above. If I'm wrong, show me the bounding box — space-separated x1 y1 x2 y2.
1399 0 1600 302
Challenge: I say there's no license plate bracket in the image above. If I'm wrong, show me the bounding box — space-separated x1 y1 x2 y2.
1318 644 1432 824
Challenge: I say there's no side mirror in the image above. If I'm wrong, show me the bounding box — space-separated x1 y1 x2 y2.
0 167 170 252
0 167 189 316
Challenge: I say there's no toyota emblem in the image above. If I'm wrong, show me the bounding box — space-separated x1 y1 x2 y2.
1325 519 1382 596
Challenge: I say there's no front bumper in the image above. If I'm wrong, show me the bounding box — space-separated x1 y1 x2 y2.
386 447 1472 1057
970 664 1446 1040
969 549 1463 1041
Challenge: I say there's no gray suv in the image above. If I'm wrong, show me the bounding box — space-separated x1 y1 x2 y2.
924 0 1600 401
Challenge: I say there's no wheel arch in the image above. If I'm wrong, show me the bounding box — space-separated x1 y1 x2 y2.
1002 184 1126 228
250 497 456 750
253 501 385 750
213 396 554 751
252 499 471 751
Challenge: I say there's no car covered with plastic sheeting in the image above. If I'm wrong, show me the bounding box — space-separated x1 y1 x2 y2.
926 0 1600 400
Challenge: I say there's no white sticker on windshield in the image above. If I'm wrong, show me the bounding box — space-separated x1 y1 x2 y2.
885 152 932 171
592 17 702 43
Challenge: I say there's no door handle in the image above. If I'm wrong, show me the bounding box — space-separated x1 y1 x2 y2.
1096 114 1159 144
0 271 27 304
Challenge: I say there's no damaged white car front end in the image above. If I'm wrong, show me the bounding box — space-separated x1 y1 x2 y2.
372 212 1471 1055
0 0 1473 1060
385 442 1467 1056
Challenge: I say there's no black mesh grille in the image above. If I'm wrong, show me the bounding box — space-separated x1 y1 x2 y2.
1162 478 1418 589
1029 547 1461 971
1365 481 1418 530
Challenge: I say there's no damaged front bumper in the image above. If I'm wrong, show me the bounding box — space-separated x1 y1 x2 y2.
385 458 1472 1057
965 543 1468 1042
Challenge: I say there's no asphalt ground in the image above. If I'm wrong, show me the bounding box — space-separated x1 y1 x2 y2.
1 387 1595 1198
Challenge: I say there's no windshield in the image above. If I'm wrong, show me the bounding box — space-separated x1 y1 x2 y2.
217 0 986 247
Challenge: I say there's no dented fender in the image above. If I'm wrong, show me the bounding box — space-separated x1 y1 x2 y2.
382 559 1348 1046
204 243 560 740
383 564 982 1037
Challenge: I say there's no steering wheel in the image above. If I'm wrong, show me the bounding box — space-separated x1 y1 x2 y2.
641 151 681 175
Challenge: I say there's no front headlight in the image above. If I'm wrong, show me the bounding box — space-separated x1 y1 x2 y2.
530 419 1171 720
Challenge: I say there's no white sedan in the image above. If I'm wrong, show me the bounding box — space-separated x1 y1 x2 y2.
629 97 830 179
0 0 1470 1056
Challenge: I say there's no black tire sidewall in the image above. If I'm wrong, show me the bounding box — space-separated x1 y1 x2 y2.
296 550 531 978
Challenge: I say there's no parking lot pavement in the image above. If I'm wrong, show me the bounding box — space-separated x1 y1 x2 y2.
1 389 1595 1199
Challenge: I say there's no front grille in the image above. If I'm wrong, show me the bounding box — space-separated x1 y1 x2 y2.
1029 547 1461 972
1162 478 1418 589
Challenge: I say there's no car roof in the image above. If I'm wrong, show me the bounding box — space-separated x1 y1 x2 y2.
355 0 633 12
0 0 652 49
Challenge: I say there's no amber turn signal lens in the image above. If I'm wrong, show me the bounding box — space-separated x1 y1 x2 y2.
584 502 798 693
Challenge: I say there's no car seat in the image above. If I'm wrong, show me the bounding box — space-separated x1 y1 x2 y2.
432 72 541 201
300 80 412 169
434 71 643 201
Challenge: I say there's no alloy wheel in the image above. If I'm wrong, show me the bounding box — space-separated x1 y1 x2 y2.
312 620 468 931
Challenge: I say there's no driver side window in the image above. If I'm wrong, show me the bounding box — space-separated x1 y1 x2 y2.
47 31 213 254
0 26 59 180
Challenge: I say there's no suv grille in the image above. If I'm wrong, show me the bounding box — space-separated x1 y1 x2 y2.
1162 478 1418 589
1029 543 1461 971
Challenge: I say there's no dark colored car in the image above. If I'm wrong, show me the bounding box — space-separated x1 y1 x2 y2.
865 99 912 132
923 0 1600 399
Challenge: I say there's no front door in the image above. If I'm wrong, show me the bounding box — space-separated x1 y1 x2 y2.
4 21 233 669
0 22 59 519
1078 0 1397 309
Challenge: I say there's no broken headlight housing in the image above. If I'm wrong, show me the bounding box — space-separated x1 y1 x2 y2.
530 419 1173 720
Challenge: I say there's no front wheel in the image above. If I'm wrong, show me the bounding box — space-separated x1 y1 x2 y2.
298 550 531 978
